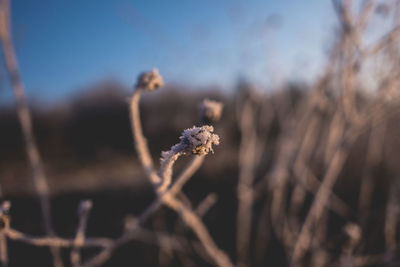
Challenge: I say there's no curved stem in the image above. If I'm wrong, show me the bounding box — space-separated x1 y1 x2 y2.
129 89 161 185
158 149 184 193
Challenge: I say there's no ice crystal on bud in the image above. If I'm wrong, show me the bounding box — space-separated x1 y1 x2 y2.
179 125 220 155
135 68 164 91
158 126 220 192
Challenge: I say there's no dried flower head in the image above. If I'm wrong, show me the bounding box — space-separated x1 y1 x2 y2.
135 68 164 91
199 99 223 123
178 125 220 155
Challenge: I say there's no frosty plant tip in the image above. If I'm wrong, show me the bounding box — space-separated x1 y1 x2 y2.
158 126 220 192
130 68 165 186
177 125 220 156
135 68 164 91
199 99 223 123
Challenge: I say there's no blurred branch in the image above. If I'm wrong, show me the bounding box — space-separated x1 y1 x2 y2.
236 94 261 267
0 201 10 267
130 89 161 186
291 127 356 265
71 200 93 267
364 26 400 56
0 0 63 266
5 228 113 248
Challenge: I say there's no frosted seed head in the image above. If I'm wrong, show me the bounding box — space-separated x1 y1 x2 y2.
198 99 223 123
135 68 164 91
179 125 220 155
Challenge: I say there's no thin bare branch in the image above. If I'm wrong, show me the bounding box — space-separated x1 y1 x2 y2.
71 200 93 267
0 1 62 266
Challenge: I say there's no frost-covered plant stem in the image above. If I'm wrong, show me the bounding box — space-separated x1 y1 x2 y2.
156 127 233 267
158 148 184 193
130 89 161 185
127 72 232 266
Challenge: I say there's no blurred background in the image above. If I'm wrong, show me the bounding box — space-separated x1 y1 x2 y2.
1 0 400 266
0 0 335 194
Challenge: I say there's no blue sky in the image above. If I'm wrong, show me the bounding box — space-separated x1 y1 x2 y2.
0 0 336 103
